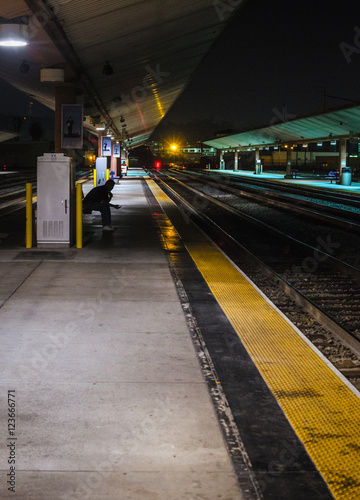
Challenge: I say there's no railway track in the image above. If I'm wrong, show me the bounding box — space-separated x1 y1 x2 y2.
0 185 36 215
150 169 360 386
0 172 37 211
175 167 360 205
0 170 89 215
170 167 360 233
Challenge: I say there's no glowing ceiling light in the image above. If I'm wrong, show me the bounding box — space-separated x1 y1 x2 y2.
0 17 29 47
0 40 27 47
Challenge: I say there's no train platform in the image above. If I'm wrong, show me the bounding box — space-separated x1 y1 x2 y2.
207 168 360 193
0 176 243 500
1 172 360 499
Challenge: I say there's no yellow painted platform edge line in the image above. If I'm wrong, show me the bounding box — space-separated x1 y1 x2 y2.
147 178 360 400
217 243 360 401
147 178 360 405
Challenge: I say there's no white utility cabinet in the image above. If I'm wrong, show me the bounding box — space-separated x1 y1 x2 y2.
36 153 74 248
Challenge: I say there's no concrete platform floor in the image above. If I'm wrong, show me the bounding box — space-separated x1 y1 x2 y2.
0 179 243 499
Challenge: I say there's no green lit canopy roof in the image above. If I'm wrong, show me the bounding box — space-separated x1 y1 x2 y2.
203 104 360 150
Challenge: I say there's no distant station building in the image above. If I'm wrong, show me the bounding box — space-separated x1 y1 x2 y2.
146 140 217 167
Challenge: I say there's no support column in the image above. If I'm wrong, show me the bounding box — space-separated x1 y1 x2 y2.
219 151 225 170
234 151 239 171
254 148 261 174
54 84 77 153
98 132 103 157
339 139 352 185
339 139 347 171
285 147 292 178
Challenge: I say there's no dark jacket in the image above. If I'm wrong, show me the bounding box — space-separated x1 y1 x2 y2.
83 185 113 206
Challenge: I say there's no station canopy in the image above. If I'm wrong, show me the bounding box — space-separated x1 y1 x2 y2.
203 103 360 150
0 0 244 147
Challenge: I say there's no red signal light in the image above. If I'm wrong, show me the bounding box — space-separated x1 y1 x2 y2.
155 161 161 168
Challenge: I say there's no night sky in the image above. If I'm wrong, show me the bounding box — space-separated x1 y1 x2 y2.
1 0 359 138
162 0 360 132
0 79 51 119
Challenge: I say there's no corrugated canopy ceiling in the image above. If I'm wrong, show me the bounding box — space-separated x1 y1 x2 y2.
0 0 245 147
203 104 360 150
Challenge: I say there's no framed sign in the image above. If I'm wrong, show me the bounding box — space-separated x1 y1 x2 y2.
113 143 120 158
61 105 83 149
102 137 112 156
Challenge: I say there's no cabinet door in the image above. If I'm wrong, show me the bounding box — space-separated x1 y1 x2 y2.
37 160 70 244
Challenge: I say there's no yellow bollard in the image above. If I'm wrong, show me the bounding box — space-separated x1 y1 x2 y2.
93 168 97 187
76 183 83 249
106 169 109 181
26 183 33 248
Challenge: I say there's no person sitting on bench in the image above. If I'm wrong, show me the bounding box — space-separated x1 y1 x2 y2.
328 170 339 183
82 179 121 231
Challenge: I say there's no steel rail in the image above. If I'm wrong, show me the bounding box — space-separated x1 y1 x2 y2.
171 169 360 232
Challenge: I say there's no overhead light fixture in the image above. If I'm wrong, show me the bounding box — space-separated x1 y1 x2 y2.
96 122 106 131
0 16 29 47
103 61 114 75
20 60 30 74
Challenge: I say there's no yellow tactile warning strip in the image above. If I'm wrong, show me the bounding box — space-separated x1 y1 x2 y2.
147 179 360 500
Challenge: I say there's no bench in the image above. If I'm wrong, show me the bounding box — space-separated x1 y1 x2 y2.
328 171 339 183
284 169 298 179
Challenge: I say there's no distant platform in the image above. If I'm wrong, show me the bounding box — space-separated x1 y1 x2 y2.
207 168 360 193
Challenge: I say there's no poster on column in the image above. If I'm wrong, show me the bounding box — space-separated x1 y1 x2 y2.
102 137 112 156
61 105 83 149
113 143 120 158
